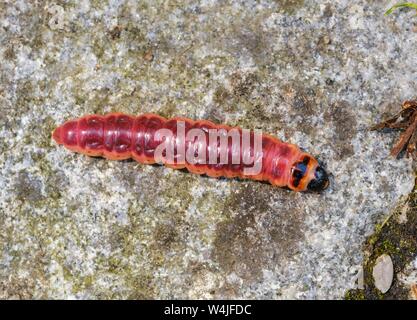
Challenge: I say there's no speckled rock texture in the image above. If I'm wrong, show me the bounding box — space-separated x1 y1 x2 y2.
399 256 417 299
0 0 416 299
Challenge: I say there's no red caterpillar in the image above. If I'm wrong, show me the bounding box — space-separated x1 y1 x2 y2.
52 113 329 192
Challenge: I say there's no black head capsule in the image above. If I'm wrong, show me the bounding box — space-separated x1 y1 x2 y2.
307 166 329 192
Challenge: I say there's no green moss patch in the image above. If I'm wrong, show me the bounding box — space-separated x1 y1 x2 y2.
346 179 417 299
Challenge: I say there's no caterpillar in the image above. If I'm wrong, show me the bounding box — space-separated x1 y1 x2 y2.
52 113 329 192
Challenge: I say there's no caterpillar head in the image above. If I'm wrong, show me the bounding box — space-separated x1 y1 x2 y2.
289 154 329 192
307 165 329 192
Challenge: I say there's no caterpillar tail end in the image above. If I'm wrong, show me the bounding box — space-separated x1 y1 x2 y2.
52 127 62 144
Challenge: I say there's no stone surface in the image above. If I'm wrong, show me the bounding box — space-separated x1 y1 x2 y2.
373 254 394 294
398 256 417 299
0 1 416 299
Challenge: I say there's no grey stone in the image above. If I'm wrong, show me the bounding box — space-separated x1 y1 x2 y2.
398 255 417 299
373 254 394 294
0 1 415 299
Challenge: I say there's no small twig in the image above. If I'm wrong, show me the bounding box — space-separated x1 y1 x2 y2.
407 129 417 158
411 283 417 300
390 113 417 157
370 115 404 131
370 108 414 131
372 100 417 158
